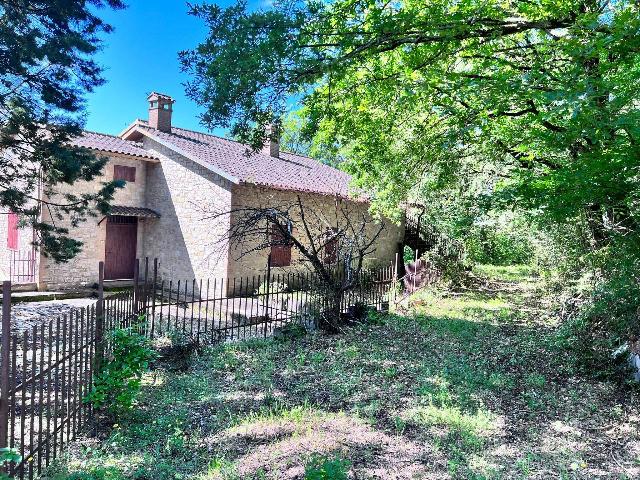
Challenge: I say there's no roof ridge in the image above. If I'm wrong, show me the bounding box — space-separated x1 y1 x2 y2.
144 123 317 162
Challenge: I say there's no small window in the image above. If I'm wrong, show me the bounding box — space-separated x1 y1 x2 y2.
114 165 136 183
7 212 18 250
270 224 292 267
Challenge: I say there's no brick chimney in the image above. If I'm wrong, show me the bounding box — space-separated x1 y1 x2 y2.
262 123 280 158
147 92 175 132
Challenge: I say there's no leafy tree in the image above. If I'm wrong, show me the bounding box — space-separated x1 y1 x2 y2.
181 0 640 238
0 0 125 261
280 111 343 167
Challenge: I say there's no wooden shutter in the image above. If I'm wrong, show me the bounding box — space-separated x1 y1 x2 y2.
324 236 338 264
270 225 292 267
114 165 136 182
7 212 18 250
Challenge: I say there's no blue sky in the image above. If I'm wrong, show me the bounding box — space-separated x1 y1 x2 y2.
85 0 261 136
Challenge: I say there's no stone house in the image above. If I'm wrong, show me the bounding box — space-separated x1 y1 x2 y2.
1 93 404 290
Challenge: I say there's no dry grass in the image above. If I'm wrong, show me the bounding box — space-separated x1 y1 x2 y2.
46 266 640 479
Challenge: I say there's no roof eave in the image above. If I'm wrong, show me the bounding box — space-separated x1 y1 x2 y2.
84 147 160 162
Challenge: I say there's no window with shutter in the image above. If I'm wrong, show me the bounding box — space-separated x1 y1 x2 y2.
7 212 18 250
324 235 338 264
114 165 136 182
270 225 292 267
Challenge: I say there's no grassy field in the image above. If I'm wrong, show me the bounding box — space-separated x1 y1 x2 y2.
47 266 639 479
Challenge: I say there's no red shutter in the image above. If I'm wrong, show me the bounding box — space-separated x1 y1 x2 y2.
7 212 18 250
270 225 292 267
114 165 136 182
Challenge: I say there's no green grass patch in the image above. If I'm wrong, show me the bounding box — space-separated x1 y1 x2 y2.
47 266 639 479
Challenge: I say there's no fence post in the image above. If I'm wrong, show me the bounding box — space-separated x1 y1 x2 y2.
263 254 271 338
150 258 158 338
0 281 11 458
143 257 149 313
133 259 140 312
95 262 105 375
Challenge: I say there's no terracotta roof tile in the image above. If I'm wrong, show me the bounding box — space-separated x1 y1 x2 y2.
134 123 356 198
109 206 160 218
74 131 159 160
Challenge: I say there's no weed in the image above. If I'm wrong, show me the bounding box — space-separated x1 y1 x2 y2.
304 454 350 480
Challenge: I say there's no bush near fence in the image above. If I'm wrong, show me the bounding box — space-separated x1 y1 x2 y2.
0 258 395 479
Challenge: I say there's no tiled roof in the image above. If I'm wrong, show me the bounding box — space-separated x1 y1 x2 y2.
131 122 355 198
74 131 159 160
109 206 160 218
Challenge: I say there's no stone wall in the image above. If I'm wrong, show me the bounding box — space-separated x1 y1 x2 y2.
141 137 233 283
39 154 151 290
227 184 404 284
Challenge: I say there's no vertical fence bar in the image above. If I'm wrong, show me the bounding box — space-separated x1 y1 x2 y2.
28 326 36 479
37 322 44 474
44 320 52 468
151 259 158 338
133 259 140 311
0 281 11 472
203 279 210 338
143 257 149 315
182 280 188 335
263 256 271 338
95 262 105 375
20 332 27 477
190 279 196 338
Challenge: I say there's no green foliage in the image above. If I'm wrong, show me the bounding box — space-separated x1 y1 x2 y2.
182 1 640 375
0 1 125 261
86 328 157 416
0 447 21 479
47 268 639 478
559 242 640 378
403 245 415 265
465 225 533 266
304 455 350 480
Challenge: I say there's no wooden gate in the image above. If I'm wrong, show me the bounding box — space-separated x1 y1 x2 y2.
104 216 137 279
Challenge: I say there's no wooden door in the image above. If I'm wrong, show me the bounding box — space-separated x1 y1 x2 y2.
104 216 138 280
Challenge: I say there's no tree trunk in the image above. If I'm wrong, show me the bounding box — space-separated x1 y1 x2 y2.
319 288 343 333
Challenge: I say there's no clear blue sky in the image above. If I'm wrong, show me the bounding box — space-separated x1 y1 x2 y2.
84 0 263 136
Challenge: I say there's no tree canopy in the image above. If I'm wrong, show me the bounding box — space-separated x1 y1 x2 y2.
182 0 640 238
0 0 125 261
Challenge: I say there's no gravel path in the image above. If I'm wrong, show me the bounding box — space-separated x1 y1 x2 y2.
1 298 97 336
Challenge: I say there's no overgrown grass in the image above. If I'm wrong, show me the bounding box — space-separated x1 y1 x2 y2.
47 266 639 479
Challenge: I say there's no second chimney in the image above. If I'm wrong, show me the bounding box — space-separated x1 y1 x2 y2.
262 123 280 158
147 92 175 133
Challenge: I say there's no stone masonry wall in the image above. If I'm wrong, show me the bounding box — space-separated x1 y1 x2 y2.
39 154 151 290
227 184 404 285
141 137 233 284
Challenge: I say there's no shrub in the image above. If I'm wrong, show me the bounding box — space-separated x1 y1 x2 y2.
304 454 350 480
558 243 640 380
0 447 21 479
465 226 533 266
86 328 157 416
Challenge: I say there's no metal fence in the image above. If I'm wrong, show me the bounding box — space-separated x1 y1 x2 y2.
0 258 396 479
132 258 395 343
9 250 37 285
